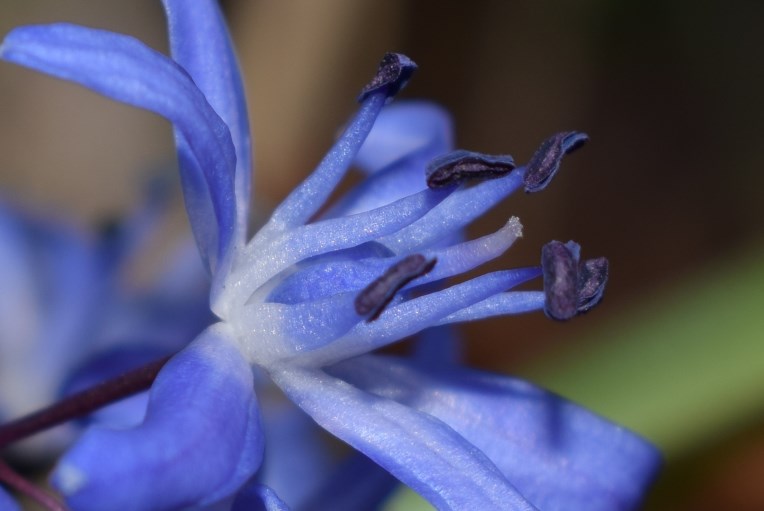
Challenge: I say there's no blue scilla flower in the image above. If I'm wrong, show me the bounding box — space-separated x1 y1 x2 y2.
0 1 660 510
0 183 210 453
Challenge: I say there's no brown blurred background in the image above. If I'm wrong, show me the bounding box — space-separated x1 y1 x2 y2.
1 1 763 509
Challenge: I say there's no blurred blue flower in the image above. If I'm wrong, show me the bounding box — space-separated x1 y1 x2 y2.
0 183 211 456
0 1 660 510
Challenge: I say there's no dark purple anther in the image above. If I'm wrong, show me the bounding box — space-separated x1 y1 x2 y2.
358 53 417 103
355 254 436 321
425 150 516 189
523 131 589 193
577 256 609 313
541 240 580 321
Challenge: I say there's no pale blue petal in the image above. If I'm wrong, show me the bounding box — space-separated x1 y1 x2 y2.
266 93 387 230
436 290 545 325
268 217 522 305
310 268 540 364
379 167 524 253
332 355 662 511
272 368 536 511
51 325 263 511
162 0 251 249
0 23 237 275
324 102 451 217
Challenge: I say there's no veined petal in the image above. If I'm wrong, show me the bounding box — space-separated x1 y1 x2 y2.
326 102 453 218
0 23 237 276
51 325 263 511
232 187 453 307
265 93 388 231
332 356 661 511
162 0 252 250
271 367 536 511
379 167 524 253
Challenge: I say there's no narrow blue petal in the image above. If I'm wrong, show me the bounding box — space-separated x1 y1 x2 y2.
51 325 263 511
307 268 540 365
332 356 661 511
232 187 453 305
232 484 290 511
436 290 545 325
379 167 524 253
327 102 452 218
265 92 387 230
272 368 536 511
0 24 237 275
267 215 518 307
161 0 252 249
417 217 523 284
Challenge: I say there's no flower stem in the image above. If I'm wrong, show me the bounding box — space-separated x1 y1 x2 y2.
0 460 67 511
0 355 171 448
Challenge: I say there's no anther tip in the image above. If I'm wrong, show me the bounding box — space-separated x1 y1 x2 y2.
358 52 417 103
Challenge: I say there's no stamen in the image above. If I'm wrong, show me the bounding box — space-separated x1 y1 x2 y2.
358 53 417 103
577 256 609 313
524 131 588 193
426 150 515 188
541 240 579 321
355 254 436 321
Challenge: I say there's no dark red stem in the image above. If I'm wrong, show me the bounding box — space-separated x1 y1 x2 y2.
0 355 170 448
0 460 67 511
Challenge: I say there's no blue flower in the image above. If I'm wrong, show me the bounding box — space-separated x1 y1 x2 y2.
0 1 660 510
0 185 210 456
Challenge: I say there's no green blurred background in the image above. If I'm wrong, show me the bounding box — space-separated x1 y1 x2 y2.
1 1 763 509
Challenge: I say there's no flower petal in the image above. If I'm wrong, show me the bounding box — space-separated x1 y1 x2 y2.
161 0 252 252
271 367 535 511
436 290 545 325
265 53 417 231
232 187 453 308
51 325 263 511
0 23 237 275
332 355 662 511
354 101 453 175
